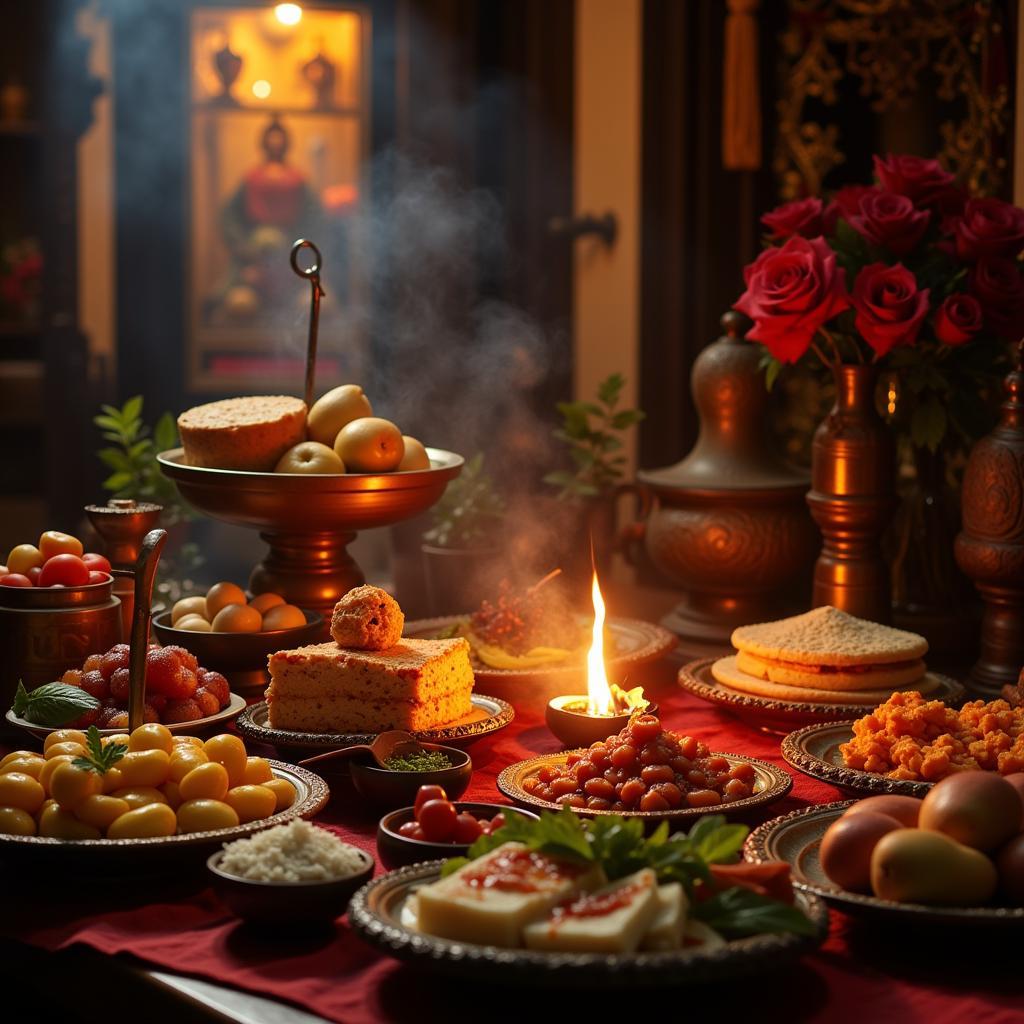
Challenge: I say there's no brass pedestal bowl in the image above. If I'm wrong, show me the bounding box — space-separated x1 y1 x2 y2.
158 447 464 626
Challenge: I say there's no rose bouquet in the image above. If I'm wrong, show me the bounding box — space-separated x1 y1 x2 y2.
735 154 1020 455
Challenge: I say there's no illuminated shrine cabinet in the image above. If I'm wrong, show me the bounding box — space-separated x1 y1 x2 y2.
188 4 369 393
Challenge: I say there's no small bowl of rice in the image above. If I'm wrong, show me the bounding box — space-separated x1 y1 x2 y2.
207 820 374 927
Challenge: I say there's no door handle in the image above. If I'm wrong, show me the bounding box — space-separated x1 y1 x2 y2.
547 211 617 247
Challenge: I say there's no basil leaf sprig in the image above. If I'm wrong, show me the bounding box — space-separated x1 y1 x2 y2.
12 680 100 727
441 809 814 938
72 725 127 775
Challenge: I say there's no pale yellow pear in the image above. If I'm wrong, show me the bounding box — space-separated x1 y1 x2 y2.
307 384 373 447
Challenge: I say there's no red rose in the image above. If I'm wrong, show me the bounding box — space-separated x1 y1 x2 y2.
734 236 850 363
873 154 955 207
848 192 930 256
823 185 881 234
761 197 824 240
954 197 1024 261
851 262 930 357
934 294 983 346
969 256 1024 340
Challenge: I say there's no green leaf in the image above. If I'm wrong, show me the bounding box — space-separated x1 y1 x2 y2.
103 471 135 492
13 683 99 727
693 886 818 938
597 372 625 407
12 681 29 716
610 409 645 430
122 395 144 423
153 412 178 452
72 724 127 775
691 822 749 865
93 414 125 432
764 357 782 391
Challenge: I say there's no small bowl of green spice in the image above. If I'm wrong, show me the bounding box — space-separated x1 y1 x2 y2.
350 741 472 809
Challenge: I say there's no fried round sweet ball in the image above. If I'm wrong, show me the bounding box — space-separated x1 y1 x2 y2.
330 584 404 651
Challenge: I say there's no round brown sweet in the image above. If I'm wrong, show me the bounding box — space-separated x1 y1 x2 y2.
178 396 307 472
330 585 404 651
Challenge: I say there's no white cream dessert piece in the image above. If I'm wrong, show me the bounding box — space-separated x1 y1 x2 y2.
415 842 606 948
639 883 689 951
683 919 726 949
522 868 660 953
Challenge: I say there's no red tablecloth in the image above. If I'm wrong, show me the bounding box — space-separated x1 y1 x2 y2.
5 663 1024 1024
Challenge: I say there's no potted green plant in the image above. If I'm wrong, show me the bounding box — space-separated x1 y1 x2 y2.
541 372 645 579
421 453 506 614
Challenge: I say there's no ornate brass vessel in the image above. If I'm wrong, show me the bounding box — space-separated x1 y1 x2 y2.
955 344 1024 696
158 448 463 625
629 313 816 642
806 365 894 623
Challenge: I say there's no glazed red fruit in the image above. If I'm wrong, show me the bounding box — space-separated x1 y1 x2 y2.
38 554 90 587
398 821 425 840
161 644 199 674
109 667 131 702
0 573 32 587
68 706 100 729
193 687 219 717
146 648 198 699
26 567 42 585
414 785 448 816
198 671 230 706
453 812 484 844
99 644 130 681
162 698 202 724
80 669 109 701
418 799 458 842
82 553 112 574
87 571 108 586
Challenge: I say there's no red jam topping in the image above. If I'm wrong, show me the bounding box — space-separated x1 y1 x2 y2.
462 848 584 893
552 878 649 920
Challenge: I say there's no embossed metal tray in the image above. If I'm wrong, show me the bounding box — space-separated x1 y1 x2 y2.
781 722 933 797
0 759 328 867
746 802 1024 928
348 860 828 987
404 616 676 702
236 694 514 751
679 659 966 735
497 750 792 825
6 692 247 742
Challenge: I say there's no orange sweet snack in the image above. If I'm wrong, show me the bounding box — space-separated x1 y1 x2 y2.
841 691 1024 782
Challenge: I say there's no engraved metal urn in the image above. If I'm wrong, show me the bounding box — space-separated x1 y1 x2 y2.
627 313 816 643
955 343 1024 696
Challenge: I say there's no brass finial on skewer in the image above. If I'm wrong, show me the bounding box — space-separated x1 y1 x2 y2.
290 238 325 411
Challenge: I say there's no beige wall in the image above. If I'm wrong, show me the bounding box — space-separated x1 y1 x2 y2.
77 4 115 371
573 0 642 477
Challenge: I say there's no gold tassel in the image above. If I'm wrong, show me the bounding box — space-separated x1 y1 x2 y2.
722 0 762 171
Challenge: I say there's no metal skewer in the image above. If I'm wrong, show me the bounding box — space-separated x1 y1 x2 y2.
126 528 168 732
290 238 325 410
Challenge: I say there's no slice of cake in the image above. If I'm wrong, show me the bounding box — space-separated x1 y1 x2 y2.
178 396 307 472
266 636 474 733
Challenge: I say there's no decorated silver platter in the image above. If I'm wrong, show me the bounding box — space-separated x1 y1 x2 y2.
746 802 1024 928
236 694 514 751
780 722 933 798
0 759 328 867
497 751 792 825
348 860 828 987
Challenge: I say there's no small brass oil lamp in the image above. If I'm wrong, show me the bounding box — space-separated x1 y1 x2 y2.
546 571 654 747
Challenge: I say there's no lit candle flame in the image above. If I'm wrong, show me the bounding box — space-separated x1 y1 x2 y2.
586 570 613 716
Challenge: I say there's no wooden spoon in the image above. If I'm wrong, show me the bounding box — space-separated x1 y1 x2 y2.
298 730 425 770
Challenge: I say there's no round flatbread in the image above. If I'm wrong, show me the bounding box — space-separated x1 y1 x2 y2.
735 650 926 691
731 606 928 667
711 655 940 705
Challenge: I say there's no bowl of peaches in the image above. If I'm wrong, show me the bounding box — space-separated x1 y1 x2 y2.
152 580 323 691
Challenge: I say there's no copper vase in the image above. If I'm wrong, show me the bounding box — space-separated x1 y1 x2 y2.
806 364 894 623
954 344 1024 696
627 313 816 642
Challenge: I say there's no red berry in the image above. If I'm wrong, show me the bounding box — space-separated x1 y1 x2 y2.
397 820 422 839
26 567 42 585
146 648 198 699
87 571 108 586
417 799 458 842
108 667 130 703
197 670 229 705
99 644 130 681
68 706 100 729
107 710 129 730
142 702 161 723
162 698 202 724
161 644 198 674
82 553 112 574
38 554 90 587
414 785 448 817
81 670 110 701
193 687 219 717
0 573 32 588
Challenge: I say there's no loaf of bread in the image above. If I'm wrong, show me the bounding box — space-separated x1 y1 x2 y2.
178 396 307 472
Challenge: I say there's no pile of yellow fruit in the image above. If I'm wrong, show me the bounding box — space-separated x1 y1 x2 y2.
171 581 307 634
0 723 296 840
